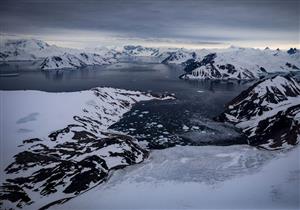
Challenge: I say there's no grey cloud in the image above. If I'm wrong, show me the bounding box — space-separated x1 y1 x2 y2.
0 0 299 47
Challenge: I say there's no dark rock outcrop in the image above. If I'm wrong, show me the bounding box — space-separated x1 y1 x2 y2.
216 75 300 150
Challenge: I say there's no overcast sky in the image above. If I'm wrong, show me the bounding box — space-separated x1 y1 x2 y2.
0 0 299 49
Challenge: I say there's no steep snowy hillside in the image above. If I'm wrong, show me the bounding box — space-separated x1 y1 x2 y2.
0 88 173 209
180 47 300 80
216 75 300 150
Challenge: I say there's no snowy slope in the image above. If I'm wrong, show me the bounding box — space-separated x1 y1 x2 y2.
0 88 173 209
179 47 300 80
0 38 65 61
216 75 300 150
40 53 86 70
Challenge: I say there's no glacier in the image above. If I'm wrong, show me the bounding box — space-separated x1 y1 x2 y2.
54 145 300 210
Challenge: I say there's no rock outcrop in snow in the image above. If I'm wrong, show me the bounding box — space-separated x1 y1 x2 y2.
0 88 173 209
216 75 300 150
287 48 299 55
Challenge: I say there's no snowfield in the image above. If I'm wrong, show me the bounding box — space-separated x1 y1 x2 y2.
54 145 300 210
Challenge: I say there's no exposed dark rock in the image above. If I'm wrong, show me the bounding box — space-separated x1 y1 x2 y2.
287 48 298 55
286 62 299 70
216 75 300 150
260 67 267 73
183 53 217 73
0 184 32 208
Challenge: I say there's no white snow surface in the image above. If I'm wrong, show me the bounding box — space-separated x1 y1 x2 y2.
0 87 159 182
54 145 300 210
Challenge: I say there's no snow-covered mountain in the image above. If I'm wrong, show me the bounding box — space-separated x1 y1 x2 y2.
0 87 173 209
160 49 197 64
0 38 64 61
118 45 300 80
216 75 300 150
0 38 118 70
40 52 117 70
121 45 161 57
180 47 300 80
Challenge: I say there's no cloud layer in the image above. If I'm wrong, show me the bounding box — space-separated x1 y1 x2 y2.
0 0 299 48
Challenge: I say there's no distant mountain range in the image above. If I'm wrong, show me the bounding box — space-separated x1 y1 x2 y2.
1 38 299 79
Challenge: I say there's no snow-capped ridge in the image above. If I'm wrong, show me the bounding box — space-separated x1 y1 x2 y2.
40 52 117 70
179 46 300 80
216 75 300 150
122 45 160 57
